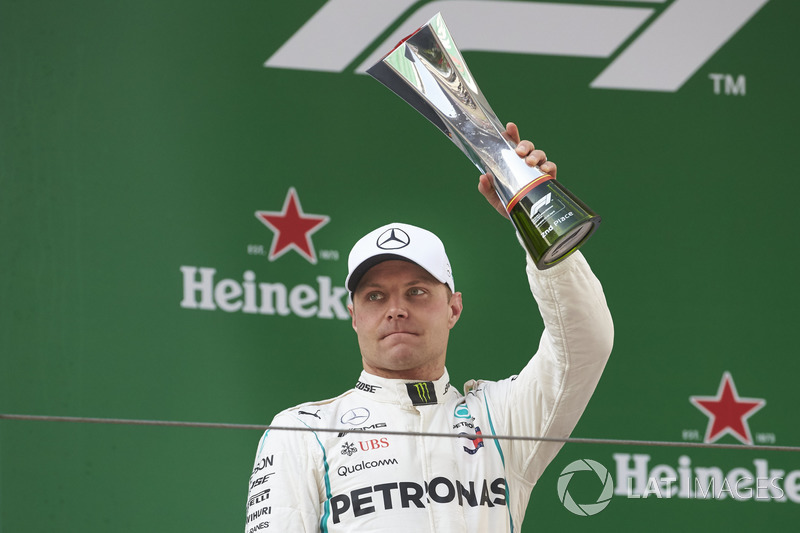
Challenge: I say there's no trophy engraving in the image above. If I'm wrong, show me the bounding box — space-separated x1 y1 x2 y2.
367 12 600 269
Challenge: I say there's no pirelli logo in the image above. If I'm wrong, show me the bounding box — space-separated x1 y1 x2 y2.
406 381 437 406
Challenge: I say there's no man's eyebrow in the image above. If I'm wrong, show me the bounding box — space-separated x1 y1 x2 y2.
358 278 435 290
405 279 435 286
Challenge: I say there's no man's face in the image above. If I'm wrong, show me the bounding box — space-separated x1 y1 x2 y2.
348 260 463 381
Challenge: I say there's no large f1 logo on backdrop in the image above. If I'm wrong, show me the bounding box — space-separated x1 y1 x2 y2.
265 0 769 92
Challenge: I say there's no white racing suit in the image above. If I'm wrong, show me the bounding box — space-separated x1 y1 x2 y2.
245 251 613 532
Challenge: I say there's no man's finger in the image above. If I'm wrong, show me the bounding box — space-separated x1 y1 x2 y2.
540 161 558 179
505 122 521 144
478 174 511 219
524 149 547 168
515 140 535 157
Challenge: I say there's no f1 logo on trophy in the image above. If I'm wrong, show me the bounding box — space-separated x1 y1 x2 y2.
367 13 600 269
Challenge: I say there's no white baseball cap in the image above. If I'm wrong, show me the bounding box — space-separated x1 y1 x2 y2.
345 222 454 293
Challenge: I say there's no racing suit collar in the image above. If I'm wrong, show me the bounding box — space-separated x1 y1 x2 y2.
355 369 454 407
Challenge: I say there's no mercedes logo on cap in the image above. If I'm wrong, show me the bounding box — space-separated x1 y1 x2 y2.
376 228 410 250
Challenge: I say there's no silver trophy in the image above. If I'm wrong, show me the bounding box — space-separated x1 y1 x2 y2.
367 12 600 269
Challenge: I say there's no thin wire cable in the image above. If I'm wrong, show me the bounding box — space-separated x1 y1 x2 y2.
2 413 798 453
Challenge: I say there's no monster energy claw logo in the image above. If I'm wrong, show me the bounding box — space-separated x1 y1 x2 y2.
416 383 430 402
406 381 437 406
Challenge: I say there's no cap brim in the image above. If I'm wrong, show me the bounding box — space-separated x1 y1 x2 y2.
346 254 415 292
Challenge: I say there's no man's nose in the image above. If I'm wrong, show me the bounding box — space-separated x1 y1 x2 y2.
386 295 408 320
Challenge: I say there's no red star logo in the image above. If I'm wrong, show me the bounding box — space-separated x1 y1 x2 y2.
255 188 330 264
690 372 766 445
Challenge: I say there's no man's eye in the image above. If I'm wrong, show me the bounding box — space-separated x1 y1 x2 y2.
408 287 426 296
367 293 383 301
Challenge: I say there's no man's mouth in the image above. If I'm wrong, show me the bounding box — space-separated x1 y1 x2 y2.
381 330 417 340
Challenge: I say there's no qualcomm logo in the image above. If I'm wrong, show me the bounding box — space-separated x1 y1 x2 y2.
264 0 769 92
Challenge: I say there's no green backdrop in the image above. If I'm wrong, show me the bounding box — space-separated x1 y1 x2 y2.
2 0 798 530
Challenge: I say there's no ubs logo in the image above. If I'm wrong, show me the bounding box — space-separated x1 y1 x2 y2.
359 438 390 451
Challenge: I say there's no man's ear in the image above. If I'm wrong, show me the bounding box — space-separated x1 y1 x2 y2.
448 292 463 329
348 302 357 332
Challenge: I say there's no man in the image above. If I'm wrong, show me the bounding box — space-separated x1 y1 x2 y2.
244 124 613 532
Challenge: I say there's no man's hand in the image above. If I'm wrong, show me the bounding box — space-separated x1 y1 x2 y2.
478 122 557 219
